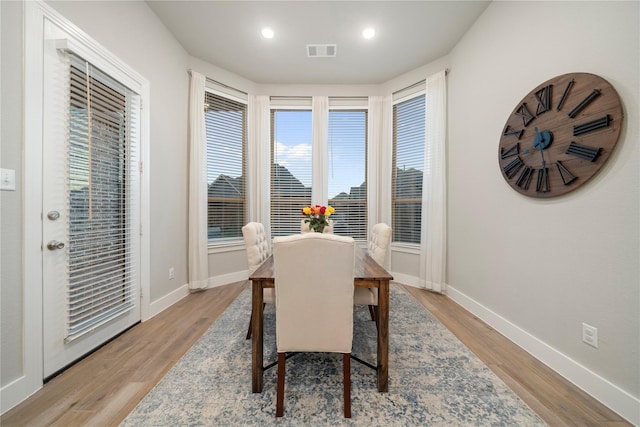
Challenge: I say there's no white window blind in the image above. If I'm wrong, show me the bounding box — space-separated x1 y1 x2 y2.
205 91 247 241
392 94 425 244
270 109 313 237
66 54 139 340
328 109 367 240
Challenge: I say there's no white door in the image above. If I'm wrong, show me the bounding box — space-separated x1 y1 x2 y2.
42 30 141 377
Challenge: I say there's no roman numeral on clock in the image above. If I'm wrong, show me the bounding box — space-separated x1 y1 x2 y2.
568 89 601 119
503 156 524 179
515 103 535 127
566 142 602 161
573 115 610 136
534 85 552 115
503 125 523 140
515 166 533 189
556 161 577 185
500 143 519 159
536 167 550 193
557 79 574 111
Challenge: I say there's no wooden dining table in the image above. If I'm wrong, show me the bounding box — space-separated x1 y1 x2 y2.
249 248 393 393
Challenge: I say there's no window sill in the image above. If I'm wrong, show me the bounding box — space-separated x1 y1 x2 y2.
207 239 245 255
390 242 421 255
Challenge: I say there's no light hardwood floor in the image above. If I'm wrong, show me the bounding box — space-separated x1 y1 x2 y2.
2 281 630 426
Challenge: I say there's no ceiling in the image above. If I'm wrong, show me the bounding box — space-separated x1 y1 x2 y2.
145 1 491 85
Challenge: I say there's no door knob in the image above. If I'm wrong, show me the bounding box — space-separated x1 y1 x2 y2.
47 240 65 250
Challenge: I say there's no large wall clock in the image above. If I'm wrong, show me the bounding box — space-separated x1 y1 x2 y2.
498 72 623 198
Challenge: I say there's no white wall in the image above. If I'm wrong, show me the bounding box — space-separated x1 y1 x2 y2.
1 0 24 387
447 1 638 422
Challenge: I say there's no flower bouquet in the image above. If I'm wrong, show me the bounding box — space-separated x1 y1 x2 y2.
301 205 335 233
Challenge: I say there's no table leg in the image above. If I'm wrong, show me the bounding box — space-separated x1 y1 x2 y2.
377 279 389 392
251 280 264 393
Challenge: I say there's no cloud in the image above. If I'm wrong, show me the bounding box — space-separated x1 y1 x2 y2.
274 141 311 168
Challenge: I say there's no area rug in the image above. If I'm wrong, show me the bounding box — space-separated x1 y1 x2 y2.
121 285 546 426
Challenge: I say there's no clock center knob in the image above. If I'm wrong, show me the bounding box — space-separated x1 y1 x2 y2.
533 127 553 151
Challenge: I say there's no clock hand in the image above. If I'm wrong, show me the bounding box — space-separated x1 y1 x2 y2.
522 127 541 155
538 144 550 193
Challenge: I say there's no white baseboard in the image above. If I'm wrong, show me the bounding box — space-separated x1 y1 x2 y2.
1 376 40 415
144 283 190 321
143 271 248 321
390 271 421 288
446 285 640 426
207 271 248 288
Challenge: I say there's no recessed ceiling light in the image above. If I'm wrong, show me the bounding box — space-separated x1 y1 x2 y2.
362 28 375 39
261 27 274 39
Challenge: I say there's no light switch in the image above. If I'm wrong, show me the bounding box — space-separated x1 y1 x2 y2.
1 168 16 191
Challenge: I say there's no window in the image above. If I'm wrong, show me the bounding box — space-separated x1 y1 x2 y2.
392 94 425 244
328 109 367 240
205 92 247 241
270 109 313 237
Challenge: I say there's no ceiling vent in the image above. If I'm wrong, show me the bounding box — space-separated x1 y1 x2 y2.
307 44 337 58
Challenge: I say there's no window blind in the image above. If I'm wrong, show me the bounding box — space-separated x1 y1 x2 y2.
392 94 425 244
270 109 313 237
204 91 247 241
66 54 139 341
328 109 367 240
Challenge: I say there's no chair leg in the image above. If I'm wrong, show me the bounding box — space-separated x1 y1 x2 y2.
343 353 351 418
245 313 253 340
246 303 266 340
276 352 286 417
373 306 379 331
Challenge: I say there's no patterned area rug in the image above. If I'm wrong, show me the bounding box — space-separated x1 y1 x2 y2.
121 285 546 426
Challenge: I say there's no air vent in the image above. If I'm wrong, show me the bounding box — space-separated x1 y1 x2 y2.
307 44 337 58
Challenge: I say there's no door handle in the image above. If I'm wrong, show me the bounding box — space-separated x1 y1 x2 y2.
47 240 65 250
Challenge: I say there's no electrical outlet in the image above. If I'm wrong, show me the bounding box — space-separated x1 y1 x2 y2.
582 323 598 348
1 168 16 191
169 267 175 280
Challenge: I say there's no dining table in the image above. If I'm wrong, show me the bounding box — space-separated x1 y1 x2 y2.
249 247 393 393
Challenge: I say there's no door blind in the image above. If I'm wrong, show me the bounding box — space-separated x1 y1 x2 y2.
65 53 139 341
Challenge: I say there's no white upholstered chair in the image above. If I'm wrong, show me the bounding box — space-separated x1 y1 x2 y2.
242 222 274 339
300 219 333 234
354 223 392 322
273 233 355 418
